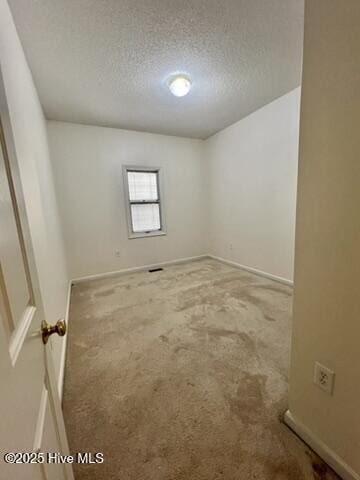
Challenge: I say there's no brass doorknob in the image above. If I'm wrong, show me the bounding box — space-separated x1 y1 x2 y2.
41 319 67 344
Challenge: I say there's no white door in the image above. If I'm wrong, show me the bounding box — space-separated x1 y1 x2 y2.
0 70 74 480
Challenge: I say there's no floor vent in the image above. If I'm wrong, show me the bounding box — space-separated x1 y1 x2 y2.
148 267 163 273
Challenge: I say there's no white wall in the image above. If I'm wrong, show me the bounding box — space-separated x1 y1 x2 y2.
206 88 300 282
47 89 300 282
47 122 207 279
0 0 69 382
287 1 360 478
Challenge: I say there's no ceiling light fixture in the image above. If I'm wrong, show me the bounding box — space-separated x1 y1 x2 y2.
169 75 192 97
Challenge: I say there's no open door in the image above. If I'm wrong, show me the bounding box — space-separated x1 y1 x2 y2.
0 68 74 480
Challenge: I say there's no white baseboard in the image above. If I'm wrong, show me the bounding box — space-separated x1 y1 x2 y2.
71 254 293 286
284 410 359 480
57 280 72 400
208 254 293 286
71 254 209 284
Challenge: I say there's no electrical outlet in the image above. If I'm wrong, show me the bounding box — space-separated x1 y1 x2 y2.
115 250 121 258
229 243 233 251
314 362 335 395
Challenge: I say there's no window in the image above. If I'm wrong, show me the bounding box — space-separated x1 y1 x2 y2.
123 166 166 238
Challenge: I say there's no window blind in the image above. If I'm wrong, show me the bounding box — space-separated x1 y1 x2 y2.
127 170 161 233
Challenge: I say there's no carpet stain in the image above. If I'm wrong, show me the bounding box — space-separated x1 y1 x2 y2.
226 372 267 424
94 288 115 297
306 450 337 480
63 258 340 480
189 326 254 347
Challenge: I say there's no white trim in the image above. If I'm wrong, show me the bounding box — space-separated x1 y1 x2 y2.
284 410 360 480
128 230 167 240
45 350 75 480
71 255 209 284
208 254 293 286
9 305 36 365
57 281 72 400
70 254 294 286
33 385 48 452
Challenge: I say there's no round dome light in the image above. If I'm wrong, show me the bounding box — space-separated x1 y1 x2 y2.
169 75 192 97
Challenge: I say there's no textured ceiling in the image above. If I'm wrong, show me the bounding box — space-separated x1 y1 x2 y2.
9 0 304 139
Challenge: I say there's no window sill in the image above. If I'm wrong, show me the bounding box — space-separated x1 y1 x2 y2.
128 230 167 240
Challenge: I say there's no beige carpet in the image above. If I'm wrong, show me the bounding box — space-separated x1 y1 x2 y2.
63 258 339 480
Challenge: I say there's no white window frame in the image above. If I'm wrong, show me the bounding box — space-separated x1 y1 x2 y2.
122 165 166 239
